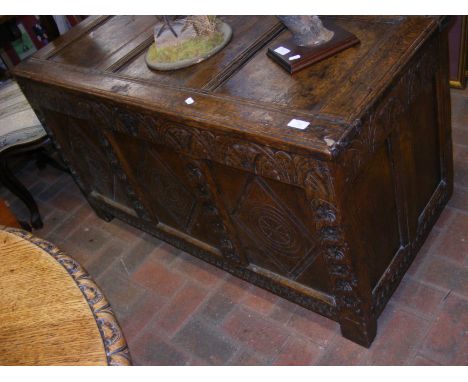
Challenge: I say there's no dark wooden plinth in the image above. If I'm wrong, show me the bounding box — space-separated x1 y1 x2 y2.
267 23 360 74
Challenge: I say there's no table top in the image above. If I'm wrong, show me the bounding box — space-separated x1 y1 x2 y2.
14 16 442 159
0 227 131 365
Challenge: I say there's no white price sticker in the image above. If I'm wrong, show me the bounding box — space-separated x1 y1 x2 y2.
274 46 291 56
287 119 310 130
289 55 301 61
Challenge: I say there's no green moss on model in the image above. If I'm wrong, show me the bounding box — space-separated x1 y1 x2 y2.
148 32 224 64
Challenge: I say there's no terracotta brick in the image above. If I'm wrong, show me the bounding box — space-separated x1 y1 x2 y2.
364 306 431 365
132 259 185 298
419 294 468 365
156 282 209 336
286 305 338 347
85 239 129 279
16 167 44 189
95 269 147 320
241 285 278 315
45 205 94 246
268 298 297 324
453 126 468 147
115 235 164 277
36 207 68 237
416 256 468 295
273 337 324 365
64 209 104 238
434 207 455 230
411 354 441 366
186 356 208 365
95 217 144 243
35 166 66 185
171 251 226 287
228 350 268 365
36 175 71 203
217 274 251 303
451 94 468 127
61 181 84 200
173 318 237 365
50 190 84 213
130 332 189 366
317 336 369 365
222 308 289 357
68 247 96 268
67 223 112 252
28 180 50 199
120 293 167 340
454 159 468 189
448 186 468 213
433 212 468 264
200 292 237 324
391 277 445 317
35 199 55 218
149 242 182 265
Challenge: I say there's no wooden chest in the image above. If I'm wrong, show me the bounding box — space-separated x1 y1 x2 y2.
13 16 453 347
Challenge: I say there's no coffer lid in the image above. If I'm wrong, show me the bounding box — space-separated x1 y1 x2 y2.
13 15 442 160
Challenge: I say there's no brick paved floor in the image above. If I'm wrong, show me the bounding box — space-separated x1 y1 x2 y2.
1 88 467 366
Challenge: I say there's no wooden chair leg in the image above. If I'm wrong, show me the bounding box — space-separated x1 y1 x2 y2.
0 157 43 229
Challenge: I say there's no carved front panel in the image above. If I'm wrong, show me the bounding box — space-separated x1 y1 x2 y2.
40 109 135 213
107 132 241 262
210 162 333 294
135 144 196 230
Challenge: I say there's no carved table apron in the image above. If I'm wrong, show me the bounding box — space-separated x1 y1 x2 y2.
13 16 453 347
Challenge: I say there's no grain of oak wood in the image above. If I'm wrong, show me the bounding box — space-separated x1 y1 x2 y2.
13 16 453 347
0 227 131 365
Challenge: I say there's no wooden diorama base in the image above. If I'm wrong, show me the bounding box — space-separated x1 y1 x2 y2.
14 16 453 348
267 22 360 74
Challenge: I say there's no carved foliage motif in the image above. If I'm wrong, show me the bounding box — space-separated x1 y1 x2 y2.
20 81 332 191
4 227 132 366
307 197 370 330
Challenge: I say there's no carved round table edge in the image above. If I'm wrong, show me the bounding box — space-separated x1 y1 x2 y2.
0 226 132 366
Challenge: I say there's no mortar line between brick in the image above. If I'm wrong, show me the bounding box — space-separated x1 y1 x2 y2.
406 271 466 298
404 308 441 365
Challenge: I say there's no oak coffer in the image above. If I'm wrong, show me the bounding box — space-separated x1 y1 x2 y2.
13 16 453 347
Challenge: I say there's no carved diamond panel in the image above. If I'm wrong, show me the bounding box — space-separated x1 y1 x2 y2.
233 177 317 277
136 146 196 230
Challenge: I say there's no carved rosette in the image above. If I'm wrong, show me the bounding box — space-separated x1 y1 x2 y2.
3 227 132 366
301 164 371 332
